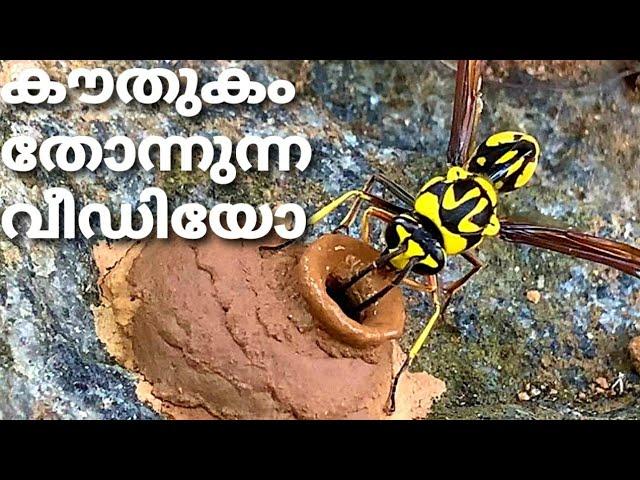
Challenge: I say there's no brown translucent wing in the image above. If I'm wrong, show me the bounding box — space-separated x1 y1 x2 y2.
499 218 640 278
447 60 485 166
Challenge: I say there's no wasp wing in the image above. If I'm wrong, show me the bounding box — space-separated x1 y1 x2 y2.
499 218 640 279
447 60 485 166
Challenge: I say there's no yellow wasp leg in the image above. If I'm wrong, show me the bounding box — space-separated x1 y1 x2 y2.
261 189 400 251
308 190 377 226
387 252 482 406
335 174 414 232
360 206 395 244
385 275 442 414
336 176 378 232
408 298 441 360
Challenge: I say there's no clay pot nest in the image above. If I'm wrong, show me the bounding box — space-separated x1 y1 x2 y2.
92 233 445 419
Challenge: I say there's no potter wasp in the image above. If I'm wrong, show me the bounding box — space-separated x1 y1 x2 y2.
264 60 640 414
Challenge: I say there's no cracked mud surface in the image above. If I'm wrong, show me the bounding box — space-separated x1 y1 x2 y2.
92 236 444 419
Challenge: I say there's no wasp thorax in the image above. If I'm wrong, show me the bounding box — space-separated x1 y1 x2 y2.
465 131 540 193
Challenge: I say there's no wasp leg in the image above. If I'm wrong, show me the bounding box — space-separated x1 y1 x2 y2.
330 207 398 294
385 275 442 414
260 190 405 251
352 258 419 314
441 251 483 311
338 243 407 292
385 253 481 413
334 174 415 234
259 237 299 252
401 275 437 294
360 206 395 244
335 205 404 295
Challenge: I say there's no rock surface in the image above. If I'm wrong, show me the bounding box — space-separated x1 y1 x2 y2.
1 60 640 419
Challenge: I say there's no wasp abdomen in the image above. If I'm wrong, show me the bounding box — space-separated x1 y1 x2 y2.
466 131 540 192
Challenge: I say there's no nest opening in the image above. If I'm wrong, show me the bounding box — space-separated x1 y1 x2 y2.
325 274 365 324
296 233 406 347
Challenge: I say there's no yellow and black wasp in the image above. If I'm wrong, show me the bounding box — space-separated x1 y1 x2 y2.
264 60 640 413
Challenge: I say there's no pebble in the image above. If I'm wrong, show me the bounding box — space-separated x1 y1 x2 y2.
526 290 541 304
594 377 609 390
517 391 530 402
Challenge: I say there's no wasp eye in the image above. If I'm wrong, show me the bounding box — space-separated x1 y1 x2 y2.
466 131 540 192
